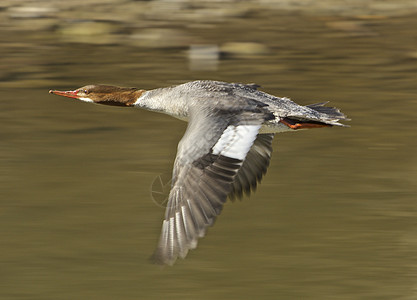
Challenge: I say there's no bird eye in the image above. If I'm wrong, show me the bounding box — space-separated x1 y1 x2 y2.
83 89 89 94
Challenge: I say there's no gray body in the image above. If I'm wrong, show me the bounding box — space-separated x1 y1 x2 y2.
135 80 346 133
133 80 348 265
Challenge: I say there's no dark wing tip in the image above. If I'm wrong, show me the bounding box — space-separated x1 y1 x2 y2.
149 250 175 266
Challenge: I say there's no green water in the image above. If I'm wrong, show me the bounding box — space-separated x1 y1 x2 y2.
1 5 416 300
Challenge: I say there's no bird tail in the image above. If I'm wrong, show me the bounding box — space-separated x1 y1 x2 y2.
306 102 350 127
307 102 346 119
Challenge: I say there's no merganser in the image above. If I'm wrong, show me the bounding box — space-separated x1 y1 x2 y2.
49 80 348 265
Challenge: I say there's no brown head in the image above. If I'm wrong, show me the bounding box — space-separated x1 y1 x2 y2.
49 85 146 106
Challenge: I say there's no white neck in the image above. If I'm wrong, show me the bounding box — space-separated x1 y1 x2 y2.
133 86 189 120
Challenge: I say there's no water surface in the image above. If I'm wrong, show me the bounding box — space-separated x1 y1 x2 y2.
1 3 417 299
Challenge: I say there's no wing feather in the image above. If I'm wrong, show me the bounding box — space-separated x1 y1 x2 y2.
151 108 272 265
229 133 274 200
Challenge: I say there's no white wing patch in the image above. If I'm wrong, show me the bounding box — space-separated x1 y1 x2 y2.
212 125 261 160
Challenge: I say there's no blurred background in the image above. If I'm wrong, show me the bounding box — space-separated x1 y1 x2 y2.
1 0 416 299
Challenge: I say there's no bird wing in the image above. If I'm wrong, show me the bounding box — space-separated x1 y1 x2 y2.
151 106 272 265
229 133 274 199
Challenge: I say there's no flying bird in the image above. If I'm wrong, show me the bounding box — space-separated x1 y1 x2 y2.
50 80 348 265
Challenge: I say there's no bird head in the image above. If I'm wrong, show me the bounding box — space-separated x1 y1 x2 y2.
49 85 145 106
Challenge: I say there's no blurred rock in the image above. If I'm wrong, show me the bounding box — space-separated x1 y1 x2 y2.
130 28 192 48
8 6 57 19
325 20 378 36
221 42 270 57
407 51 417 59
144 0 253 22
188 44 219 71
57 21 120 44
